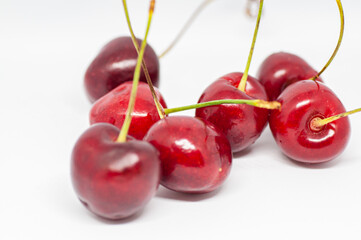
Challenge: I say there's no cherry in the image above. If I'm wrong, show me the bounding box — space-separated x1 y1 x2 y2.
84 0 215 103
196 0 268 153
144 116 232 193
196 72 269 152
84 36 159 103
257 0 345 101
71 123 161 219
257 52 323 100
71 0 160 220
268 0 349 163
269 80 350 163
90 81 167 140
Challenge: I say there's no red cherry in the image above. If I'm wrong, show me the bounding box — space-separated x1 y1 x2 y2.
144 116 232 194
71 123 161 220
90 81 167 140
195 72 269 153
269 80 350 163
257 52 323 100
84 36 159 102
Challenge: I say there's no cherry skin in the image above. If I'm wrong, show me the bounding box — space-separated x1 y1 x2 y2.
90 81 167 140
144 116 232 194
195 72 269 153
269 80 350 163
85 36 159 102
257 52 323 100
71 123 161 220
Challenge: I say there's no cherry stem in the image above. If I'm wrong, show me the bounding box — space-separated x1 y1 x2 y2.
164 99 280 115
310 0 344 81
122 0 165 119
117 0 155 143
312 107 361 128
238 0 264 92
158 0 215 59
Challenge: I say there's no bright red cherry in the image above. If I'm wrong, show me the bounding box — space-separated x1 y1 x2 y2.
84 36 159 102
196 72 269 153
257 52 323 100
144 116 232 193
269 80 350 163
90 81 167 140
71 123 161 220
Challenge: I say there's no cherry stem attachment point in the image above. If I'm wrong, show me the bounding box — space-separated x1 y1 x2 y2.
158 0 215 59
311 107 361 129
117 0 155 143
310 0 344 81
238 0 264 92
164 98 280 115
122 0 165 119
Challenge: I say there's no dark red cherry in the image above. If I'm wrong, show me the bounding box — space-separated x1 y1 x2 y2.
71 123 160 220
269 80 350 163
90 81 167 140
144 116 232 194
257 52 323 100
195 72 269 153
85 36 159 102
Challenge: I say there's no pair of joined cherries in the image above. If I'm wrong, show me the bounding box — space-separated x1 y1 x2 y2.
71 0 357 221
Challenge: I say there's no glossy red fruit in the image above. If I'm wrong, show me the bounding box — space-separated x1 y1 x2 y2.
196 72 269 153
269 80 350 163
71 123 161 220
90 81 167 140
144 116 232 194
257 52 323 100
85 36 160 102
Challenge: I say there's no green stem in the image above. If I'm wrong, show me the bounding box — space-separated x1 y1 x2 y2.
117 0 155 143
164 99 280 115
158 0 215 59
122 0 165 119
238 0 264 92
312 107 361 128
310 0 344 81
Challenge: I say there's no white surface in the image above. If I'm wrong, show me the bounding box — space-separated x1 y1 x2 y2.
1 0 361 239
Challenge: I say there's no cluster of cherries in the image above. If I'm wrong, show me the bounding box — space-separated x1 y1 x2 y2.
71 0 360 220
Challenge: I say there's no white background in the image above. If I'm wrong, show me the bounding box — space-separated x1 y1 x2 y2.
1 0 361 239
